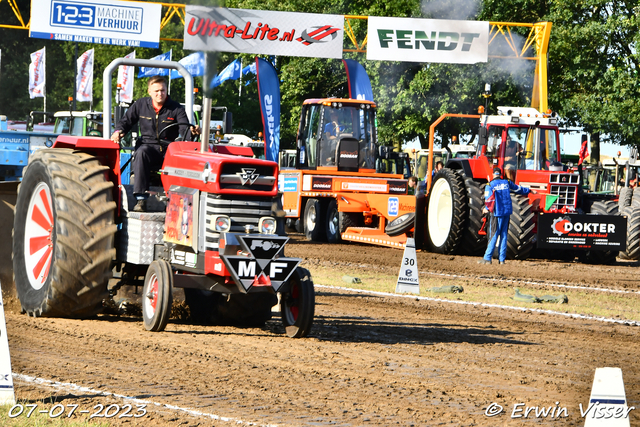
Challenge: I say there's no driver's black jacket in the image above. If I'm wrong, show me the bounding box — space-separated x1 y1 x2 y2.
115 96 189 146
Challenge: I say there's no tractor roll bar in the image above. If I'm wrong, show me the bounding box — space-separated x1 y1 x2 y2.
103 58 195 148
427 114 480 191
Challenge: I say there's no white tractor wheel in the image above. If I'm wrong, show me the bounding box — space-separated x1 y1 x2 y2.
425 169 468 254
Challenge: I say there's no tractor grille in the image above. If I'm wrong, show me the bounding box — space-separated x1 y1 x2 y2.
549 185 577 208
218 163 276 193
549 174 579 208
204 194 273 251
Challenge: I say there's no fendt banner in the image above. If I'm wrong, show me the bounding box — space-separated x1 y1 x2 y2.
367 16 489 64
184 7 344 59
30 0 162 48
537 213 627 251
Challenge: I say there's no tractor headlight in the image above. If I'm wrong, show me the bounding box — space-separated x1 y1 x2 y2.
258 217 277 235
212 215 231 232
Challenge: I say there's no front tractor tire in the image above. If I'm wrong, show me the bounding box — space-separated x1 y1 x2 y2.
13 149 116 318
425 169 468 254
281 267 315 338
142 259 173 332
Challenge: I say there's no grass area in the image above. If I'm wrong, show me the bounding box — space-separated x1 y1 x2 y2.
0 401 111 427
305 264 640 323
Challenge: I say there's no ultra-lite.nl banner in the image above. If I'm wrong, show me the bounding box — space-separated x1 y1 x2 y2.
184 7 344 59
367 16 489 64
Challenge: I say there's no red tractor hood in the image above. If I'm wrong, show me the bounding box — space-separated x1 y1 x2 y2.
160 141 279 196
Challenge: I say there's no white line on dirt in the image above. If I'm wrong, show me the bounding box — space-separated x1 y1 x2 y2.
418 270 640 295
317 284 640 327
12 373 279 427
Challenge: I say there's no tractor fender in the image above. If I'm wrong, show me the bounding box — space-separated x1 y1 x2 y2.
445 158 473 177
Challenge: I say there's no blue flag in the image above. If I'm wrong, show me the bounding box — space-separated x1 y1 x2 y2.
256 58 280 162
170 52 205 79
210 58 242 89
137 51 171 78
343 59 374 101
242 62 256 76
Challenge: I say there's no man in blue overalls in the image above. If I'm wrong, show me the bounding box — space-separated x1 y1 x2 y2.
479 167 534 264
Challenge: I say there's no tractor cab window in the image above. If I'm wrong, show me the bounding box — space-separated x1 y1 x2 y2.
298 104 322 168
70 117 86 136
504 127 526 168
483 126 503 162
415 151 446 180
320 106 355 166
54 117 71 134
358 108 377 169
318 104 377 168
520 126 558 171
87 117 103 137
540 127 559 169
319 107 343 166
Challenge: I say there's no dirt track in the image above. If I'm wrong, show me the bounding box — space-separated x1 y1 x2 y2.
4 235 640 426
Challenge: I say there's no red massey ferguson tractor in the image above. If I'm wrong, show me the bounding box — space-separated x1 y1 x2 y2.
11 58 314 338
422 106 631 264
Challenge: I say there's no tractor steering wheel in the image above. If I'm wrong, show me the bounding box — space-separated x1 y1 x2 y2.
157 122 196 145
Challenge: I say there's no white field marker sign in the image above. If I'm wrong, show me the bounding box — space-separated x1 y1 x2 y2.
0 290 15 405
395 237 419 294
583 367 633 426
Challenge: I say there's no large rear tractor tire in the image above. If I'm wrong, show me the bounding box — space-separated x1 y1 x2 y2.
325 200 363 243
425 169 468 254
281 267 315 338
580 200 619 264
620 206 640 260
304 198 325 242
632 189 640 208
619 187 633 209
459 178 487 256
12 149 116 318
339 211 362 232
505 194 536 260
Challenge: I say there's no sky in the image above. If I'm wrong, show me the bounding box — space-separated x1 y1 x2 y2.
561 130 629 160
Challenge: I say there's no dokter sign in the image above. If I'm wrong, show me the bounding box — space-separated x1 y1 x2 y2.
368 16 489 64
30 0 161 48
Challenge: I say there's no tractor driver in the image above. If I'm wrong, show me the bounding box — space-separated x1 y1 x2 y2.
111 76 199 212
502 135 522 181
322 109 344 165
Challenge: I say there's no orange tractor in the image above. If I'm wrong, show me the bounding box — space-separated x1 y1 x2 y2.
279 98 412 249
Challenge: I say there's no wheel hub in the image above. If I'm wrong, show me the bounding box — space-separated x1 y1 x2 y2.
284 284 300 322
329 213 338 235
145 274 159 314
24 182 54 290
307 206 317 230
